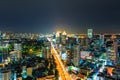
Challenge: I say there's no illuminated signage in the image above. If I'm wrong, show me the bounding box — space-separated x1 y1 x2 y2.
62 53 67 60
80 51 90 59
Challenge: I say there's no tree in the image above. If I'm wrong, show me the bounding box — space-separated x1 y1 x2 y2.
55 69 59 79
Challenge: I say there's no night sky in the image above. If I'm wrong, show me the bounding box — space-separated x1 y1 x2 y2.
0 0 120 33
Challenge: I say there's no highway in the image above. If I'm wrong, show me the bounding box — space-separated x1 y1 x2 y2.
47 37 72 80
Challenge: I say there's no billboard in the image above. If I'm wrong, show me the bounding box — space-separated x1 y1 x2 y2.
80 51 90 59
62 53 67 60
87 29 93 38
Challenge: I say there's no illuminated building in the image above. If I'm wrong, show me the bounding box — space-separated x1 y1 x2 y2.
22 66 27 79
56 31 62 44
99 34 105 46
17 77 22 80
14 43 22 51
61 34 67 45
43 41 51 59
0 69 11 80
10 50 22 62
14 43 22 59
73 44 80 66
62 31 67 35
0 46 9 63
75 35 79 44
113 39 118 64
0 52 2 63
0 31 2 46
87 29 93 39
27 68 32 76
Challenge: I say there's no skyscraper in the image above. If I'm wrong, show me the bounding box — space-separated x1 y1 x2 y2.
14 43 22 59
0 69 11 80
73 44 80 66
43 41 51 59
0 47 9 63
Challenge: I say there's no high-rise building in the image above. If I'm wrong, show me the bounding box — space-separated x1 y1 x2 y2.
43 41 51 59
73 44 80 66
61 45 67 63
113 39 118 64
10 50 22 62
22 66 27 79
0 47 9 63
59 33 62 44
56 32 60 44
14 43 22 51
17 77 22 80
61 31 67 44
61 35 66 45
10 51 18 62
55 31 64 44
0 69 11 80
14 43 22 59
87 29 93 39
0 52 2 63
27 67 32 76
0 31 3 46
99 34 105 46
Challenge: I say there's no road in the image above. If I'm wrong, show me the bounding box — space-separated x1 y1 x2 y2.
47 37 72 80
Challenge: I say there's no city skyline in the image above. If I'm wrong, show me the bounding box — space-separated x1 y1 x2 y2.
0 0 120 33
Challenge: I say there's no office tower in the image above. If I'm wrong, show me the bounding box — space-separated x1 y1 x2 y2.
56 32 60 45
59 33 62 44
0 47 9 63
22 66 27 79
10 51 18 62
14 43 22 59
27 67 32 76
0 69 11 80
0 53 2 63
73 44 80 66
62 31 67 44
87 29 93 39
43 41 51 59
99 34 105 46
113 39 118 64
17 77 22 80
14 43 22 51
